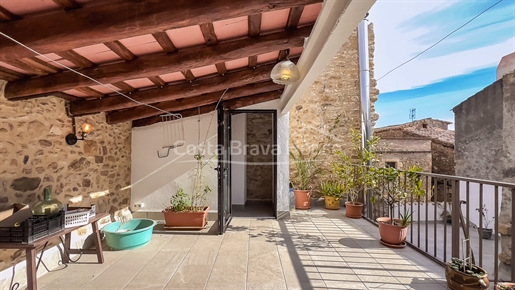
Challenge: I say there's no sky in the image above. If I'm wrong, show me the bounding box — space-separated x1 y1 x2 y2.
369 0 515 128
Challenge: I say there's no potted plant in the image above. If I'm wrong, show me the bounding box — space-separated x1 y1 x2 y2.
162 153 212 228
446 257 489 290
371 165 425 247
476 204 494 239
320 179 345 210
497 282 515 290
333 129 379 218
290 143 322 210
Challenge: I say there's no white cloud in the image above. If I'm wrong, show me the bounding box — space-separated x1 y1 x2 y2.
369 0 515 93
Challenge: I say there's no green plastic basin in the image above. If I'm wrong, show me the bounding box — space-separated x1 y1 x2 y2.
103 218 156 250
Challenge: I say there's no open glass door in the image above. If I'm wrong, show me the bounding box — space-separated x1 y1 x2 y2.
217 106 232 234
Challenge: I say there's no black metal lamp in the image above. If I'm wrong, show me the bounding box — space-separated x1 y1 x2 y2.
65 118 92 145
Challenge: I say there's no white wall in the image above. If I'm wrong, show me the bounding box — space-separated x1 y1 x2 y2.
131 113 218 212
231 113 247 205
459 182 500 231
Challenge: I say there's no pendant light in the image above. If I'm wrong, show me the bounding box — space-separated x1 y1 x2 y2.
270 59 300 85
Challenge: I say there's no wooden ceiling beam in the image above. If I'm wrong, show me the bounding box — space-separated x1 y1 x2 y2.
112 81 135 93
215 63 227 75
0 66 25 81
0 6 20 22
104 41 136 61
248 14 262 37
181 70 196 82
225 90 281 110
152 32 177 53
56 50 95 69
75 87 104 98
5 27 310 99
200 23 218 45
133 105 218 128
19 57 60 74
286 6 305 29
52 0 82 10
148 76 166 87
132 90 282 127
68 59 294 116
106 81 282 124
0 0 322 61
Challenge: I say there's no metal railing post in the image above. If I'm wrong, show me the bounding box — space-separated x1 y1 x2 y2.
451 179 460 260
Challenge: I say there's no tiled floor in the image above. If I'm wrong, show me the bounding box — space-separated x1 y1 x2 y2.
38 207 448 290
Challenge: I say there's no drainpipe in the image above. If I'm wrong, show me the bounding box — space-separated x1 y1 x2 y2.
358 18 371 143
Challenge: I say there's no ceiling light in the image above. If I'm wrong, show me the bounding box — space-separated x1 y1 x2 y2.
270 60 300 85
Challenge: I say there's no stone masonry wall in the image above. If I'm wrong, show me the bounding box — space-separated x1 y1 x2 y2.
432 142 455 175
454 71 515 278
289 24 378 192
0 81 131 271
246 113 273 200
376 138 432 172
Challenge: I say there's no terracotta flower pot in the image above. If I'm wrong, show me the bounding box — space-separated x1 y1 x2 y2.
324 196 340 210
345 201 363 218
445 264 489 290
162 206 209 228
294 190 311 210
496 282 515 290
377 217 408 246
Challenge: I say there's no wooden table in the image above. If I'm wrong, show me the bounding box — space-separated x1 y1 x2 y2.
0 212 109 290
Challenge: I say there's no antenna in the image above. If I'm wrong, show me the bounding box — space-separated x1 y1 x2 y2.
410 108 416 122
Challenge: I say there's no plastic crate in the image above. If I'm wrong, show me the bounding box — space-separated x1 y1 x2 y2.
64 208 90 228
0 210 65 243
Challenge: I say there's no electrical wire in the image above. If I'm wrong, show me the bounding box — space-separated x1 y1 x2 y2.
376 0 505 82
0 32 181 117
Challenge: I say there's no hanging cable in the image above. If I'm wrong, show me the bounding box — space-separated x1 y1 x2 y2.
376 0 505 82
0 32 180 117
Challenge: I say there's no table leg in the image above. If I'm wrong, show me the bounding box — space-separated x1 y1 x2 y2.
91 221 104 264
26 248 37 290
63 233 71 264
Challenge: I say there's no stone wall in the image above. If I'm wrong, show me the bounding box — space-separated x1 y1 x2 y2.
432 142 455 175
246 113 273 200
0 81 131 272
453 71 515 278
289 24 378 191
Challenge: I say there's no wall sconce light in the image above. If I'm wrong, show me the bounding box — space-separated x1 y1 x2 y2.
270 59 300 85
65 118 93 145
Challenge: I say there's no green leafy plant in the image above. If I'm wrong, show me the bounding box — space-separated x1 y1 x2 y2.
448 257 487 278
320 179 345 197
169 188 191 212
371 165 425 225
332 129 380 204
399 210 412 227
290 143 322 190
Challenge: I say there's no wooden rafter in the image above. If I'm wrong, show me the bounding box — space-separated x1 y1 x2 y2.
104 41 136 61
19 57 60 74
148 76 166 87
0 0 322 61
248 56 258 68
181 70 196 82
112 82 135 93
286 6 305 29
75 87 104 98
215 63 227 75
277 49 289 61
225 90 281 110
56 50 95 69
248 14 262 37
69 60 294 116
133 105 218 128
132 90 282 127
5 27 310 99
52 0 82 10
0 66 24 81
200 23 218 45
106 81 282 124
152 32 177 53
0 6 20 22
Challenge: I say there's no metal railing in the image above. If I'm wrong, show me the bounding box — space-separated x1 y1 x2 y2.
360 169 515 285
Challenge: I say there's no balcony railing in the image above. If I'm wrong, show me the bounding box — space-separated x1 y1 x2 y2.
359 169 515 285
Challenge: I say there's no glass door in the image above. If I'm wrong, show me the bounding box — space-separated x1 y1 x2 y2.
217 106 232 234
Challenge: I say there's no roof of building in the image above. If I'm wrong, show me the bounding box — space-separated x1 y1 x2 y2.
375 118 454 147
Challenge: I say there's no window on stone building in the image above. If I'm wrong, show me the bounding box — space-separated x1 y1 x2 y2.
385 161 397 168
422 123 428 128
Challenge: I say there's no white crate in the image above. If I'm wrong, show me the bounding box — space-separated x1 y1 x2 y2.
64 209 90 228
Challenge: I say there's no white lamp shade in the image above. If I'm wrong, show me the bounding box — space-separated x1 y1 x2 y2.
270 60 300 85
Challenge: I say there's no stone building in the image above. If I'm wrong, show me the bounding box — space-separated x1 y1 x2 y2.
453 70 515 279
374 118 455 175
289 23 379 191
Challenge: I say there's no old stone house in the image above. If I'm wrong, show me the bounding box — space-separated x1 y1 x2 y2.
374 118 455 175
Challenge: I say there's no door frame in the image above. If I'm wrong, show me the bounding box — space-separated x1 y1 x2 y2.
227 109 278 219
217 106 232 234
